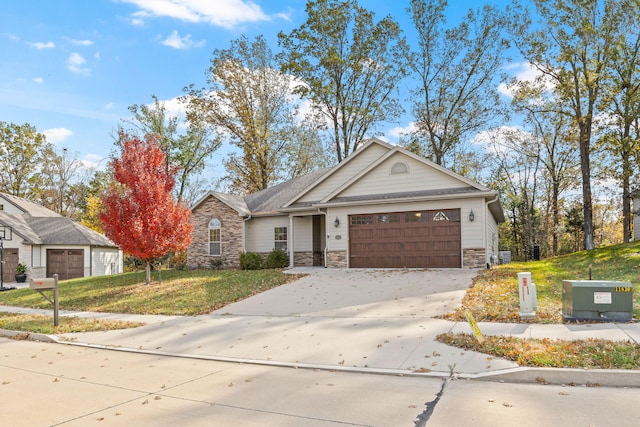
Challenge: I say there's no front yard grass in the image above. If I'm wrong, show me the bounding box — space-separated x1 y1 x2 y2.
0 313 143 335
438 332 640 369
445 241 640 323
0 269 300 316
438 241 640 369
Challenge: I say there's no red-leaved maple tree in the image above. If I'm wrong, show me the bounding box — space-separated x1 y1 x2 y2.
100 133 193 284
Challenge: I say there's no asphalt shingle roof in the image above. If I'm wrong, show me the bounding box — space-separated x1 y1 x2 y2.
244 168 331 214
0 192 117 247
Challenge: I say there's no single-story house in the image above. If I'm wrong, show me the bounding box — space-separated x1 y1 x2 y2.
0 192 123 282
188 138 504 270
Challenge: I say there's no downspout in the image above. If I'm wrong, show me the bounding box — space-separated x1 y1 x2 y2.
242 214 252 253
317 209 328 268
484 193 499 268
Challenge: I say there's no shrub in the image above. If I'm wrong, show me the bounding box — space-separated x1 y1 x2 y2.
167 251 187 270
209 257 225 270
240 252 264 270
266 248 289 269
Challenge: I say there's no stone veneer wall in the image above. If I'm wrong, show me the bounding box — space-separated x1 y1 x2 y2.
188 195 244 269
293 251 314 267
463 248 486 269
326 250 348 268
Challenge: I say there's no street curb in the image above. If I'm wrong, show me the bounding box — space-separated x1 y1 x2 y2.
468 366 640 388
23 336 640 389
0 328 57 343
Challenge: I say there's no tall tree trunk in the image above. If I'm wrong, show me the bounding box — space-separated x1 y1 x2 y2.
552 181 560 256
579 123 594 250
622 153 632 242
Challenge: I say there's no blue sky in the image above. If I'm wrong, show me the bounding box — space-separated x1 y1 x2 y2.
0 0 519 174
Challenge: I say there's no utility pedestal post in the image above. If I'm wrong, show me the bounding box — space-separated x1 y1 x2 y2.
518 272 536 319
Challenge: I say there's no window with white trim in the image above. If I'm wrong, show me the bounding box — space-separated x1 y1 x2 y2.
274 227 287 251
209 218 221 256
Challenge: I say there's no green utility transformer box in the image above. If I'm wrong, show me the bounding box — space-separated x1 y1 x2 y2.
562 280 633 322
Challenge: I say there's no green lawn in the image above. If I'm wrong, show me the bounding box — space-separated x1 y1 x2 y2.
447 241 640 323
0 269 301 316
439 241 640 369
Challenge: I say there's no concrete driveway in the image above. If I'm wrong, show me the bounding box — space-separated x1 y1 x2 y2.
60 268 519 377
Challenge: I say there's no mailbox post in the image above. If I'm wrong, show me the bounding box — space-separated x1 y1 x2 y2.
29 274 59 326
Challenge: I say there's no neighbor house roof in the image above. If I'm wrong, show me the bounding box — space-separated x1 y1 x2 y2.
0 192 118 247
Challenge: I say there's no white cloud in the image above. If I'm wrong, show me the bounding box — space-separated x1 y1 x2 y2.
122 0 281 28
81 153 107 170
94 52 101 59
67 52 91 74
498 62 556 98
160 96 187 116
104 102 115 109
66 37 94 46
388 122 417 139
161 30 205 49
33 77 44 83
44 127 73 144
29 41 55 49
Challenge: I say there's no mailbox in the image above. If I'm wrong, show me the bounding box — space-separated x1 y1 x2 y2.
29 277 57 290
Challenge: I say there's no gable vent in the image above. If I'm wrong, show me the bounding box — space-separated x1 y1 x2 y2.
390 162 409 175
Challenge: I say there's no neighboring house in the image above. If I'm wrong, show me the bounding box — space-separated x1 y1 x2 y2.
0 192 123 282
188 138 504 270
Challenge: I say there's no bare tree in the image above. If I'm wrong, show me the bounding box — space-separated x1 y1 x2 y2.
408 0 508 171
278 0 409 162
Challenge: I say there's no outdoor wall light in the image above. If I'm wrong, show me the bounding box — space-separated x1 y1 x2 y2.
469 209 475 222
334 217 340 227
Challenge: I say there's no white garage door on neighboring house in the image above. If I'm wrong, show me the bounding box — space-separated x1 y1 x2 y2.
47 249 84 280
349 209 461 268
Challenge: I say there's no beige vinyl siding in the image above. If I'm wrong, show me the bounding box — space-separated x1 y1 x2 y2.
91 247 123 276
297 143 390 203
292 216 313 252
338 153 468 198
245 216 290 252
0 197 24 214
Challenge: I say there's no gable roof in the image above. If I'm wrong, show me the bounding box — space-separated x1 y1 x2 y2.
191 138 504 222
0 191 60 217
0 192 118 247
191 168 331 217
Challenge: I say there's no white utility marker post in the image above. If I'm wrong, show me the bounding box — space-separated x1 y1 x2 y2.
517 271 536 319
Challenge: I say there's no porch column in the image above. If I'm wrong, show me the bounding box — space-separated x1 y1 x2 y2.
289 215 294 267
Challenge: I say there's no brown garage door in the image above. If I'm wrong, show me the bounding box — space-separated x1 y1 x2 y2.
1 248 19 283
349 209 461 268
47 249 84 280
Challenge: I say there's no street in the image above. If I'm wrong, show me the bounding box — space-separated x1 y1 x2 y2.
2 339 640 426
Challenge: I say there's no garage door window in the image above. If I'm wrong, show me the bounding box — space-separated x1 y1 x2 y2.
350 215 373 225
377 214 401 223
405 212 428 222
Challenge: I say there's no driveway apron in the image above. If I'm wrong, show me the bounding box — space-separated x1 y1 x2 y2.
61 268 519 375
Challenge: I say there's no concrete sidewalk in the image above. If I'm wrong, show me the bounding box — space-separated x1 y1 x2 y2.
2 268 640 387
